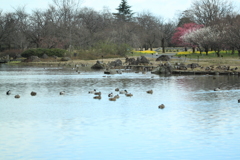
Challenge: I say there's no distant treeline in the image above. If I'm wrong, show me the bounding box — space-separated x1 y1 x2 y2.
0 0 176 54
0 0 239 57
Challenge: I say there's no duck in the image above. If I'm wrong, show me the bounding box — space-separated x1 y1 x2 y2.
115 88 119 91
60 91 65 95
158 104 165 109
15 94 20 98
146 90 153 94
88 89 96 94
93 95 101 99
120 90 127 94
125 93 133 97
94 92 101 95
31 91 37 96
6 90 11 95
109 97 117 101
238 99 240 103
108 92 113 97
214 87 221 91
114 94 120 99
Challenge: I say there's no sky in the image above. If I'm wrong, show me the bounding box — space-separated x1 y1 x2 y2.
1 0 240 20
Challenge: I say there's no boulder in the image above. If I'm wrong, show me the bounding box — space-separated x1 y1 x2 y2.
174 63 188 70
28 56 41 62
61 57 71 61
176 63 187 70
126 57 137 65
186 63 199 69
91 60 105 69
156 55 170 61
126 56 149 65
42 54 49 59
152 65 173 74
108 59 123 67
137 56 149 64
0 55 10 63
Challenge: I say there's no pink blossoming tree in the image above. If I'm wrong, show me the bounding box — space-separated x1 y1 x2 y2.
171 23 204 52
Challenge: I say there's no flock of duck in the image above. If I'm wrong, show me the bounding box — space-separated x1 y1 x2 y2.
6 85 235 106
88 88 133 101
6 90 36 98
87 88 165 109
5 89 165 109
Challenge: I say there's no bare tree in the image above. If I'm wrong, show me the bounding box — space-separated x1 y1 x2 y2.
0 12 17 50
136 12 162 51
177 11 194 27
51 0 83 49
161 21 177 52
225 15 240 56
186 0 235 26
73 7 111 48
14 8 31 50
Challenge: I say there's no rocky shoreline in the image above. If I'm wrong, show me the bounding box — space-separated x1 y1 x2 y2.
3 54 240 76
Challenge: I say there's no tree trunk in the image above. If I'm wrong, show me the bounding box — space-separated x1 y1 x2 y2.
144 44 148 51
216 48 220 57
232 47 235 54
199 48 202 55
149 43 153 51
238 49 240 57
205 47 208 55
192 47 195 53
36 42 39 48
161 38 165 53
7 43 11 50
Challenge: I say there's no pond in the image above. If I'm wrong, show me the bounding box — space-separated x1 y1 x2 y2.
1 64 240 160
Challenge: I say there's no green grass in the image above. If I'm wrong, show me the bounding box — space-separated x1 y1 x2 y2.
8 60 22 64
176 50 240 59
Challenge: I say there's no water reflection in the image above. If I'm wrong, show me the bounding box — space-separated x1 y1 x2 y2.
1 64 240 160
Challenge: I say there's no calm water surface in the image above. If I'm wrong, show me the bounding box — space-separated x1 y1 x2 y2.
1 64 240 160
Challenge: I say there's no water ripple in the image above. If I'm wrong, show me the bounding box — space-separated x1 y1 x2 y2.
1 65 240 159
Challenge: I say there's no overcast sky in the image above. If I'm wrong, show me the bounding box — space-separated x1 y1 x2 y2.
1 0 240 20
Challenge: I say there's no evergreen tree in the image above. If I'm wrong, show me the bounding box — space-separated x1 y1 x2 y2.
113 0 134 22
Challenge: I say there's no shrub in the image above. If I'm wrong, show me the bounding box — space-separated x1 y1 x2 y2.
93 42 131 57
21 48 65 58
0 49 23 58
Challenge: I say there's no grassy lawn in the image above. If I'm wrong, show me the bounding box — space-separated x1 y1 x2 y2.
4 49 240 70
171 51 240 69
176 50 239 58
